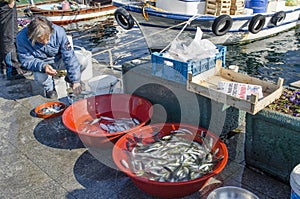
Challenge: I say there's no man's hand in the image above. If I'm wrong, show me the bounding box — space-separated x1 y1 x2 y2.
45 65 57 76
72 82 82 95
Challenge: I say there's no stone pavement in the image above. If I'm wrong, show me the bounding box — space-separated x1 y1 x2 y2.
0 58 292 199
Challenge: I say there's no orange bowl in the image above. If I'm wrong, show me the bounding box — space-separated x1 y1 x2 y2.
35 101 66 119
112 123 228 198
62 94 153 148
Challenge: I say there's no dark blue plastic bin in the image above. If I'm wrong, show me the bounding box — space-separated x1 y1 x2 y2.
245 0 268 13
151 45 226 84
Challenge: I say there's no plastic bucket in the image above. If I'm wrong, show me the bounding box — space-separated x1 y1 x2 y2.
54 76 68 99
245 0 268 13
207 186 259 199
74 46 93 81
291 164 300 199
88 75 120 95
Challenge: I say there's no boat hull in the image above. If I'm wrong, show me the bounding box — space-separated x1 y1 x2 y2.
113 1 300 49
30 4 116 25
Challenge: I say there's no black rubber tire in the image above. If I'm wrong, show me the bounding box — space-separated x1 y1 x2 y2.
212 15 233 36
270 11 286 26
248 14 266 34
114 7 135 30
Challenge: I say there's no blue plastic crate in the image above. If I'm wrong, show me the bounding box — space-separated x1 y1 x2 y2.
151 45 226 84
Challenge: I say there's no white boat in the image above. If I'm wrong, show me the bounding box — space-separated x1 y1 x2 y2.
112 0 300 50
25 0 116 25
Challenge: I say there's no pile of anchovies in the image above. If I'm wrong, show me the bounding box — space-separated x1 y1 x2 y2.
121 128 224 182
38 104 64 115
80 116 140 134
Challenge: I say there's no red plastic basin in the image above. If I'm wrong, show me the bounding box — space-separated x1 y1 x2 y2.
112 123 228 198
62 94 153 148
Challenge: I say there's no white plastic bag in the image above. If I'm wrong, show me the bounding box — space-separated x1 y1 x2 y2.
164 27 219 62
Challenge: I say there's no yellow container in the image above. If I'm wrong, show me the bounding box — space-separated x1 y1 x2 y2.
285 0 298 6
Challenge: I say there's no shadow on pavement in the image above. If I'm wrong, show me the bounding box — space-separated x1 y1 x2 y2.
0 78 42 100
66 150 130 199
33 116 85 149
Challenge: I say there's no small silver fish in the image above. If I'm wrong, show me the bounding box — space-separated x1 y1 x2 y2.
90 118 102 125
99 123 109 131
121 159 129 169
132 118 140 125
100 116 115 121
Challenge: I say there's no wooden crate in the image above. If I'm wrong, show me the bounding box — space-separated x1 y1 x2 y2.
206 0 231 15
230 4 244 9
220 0 231 7
217 9 231 15
231 0 244 4
230 9 244 15
230 5 244 15
206 0 218 15
187 60 284 115
229 0 245 15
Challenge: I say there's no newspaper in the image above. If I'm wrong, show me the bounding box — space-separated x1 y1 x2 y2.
217 81 263 100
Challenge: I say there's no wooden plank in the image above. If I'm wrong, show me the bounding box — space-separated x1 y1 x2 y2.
231 5 245 10
230 9 244 15
290 80 300 88
252 86 283 114
206 12 217 15
219 68 282 91
217 10 231 15
231 0 244 2
187 61 284 114
220 3 231 8
219 0 231 3
207 0 218 4
205 9 217 15
206 4 217 9
234 2 245 6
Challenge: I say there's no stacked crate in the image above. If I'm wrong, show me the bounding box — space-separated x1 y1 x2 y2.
205 0 231 16
230 0 245 15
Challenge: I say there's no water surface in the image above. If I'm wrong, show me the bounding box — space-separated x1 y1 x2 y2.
65 17 300 86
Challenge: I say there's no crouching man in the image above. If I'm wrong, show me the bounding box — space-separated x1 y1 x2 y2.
16 16 84 99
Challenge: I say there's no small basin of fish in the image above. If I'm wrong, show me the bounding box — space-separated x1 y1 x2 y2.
112 123 228 198
35 102 66 119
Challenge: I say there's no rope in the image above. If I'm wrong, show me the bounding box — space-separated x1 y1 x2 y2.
92 16 199 57
160 14 201 53
91 7 201 67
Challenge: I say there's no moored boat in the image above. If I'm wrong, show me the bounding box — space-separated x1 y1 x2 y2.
112 0 300 50
25 0 116 25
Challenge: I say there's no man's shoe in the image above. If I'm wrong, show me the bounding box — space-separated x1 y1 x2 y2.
45 90 58 99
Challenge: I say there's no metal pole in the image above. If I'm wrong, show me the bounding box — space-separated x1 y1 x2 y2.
108 49 113 69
